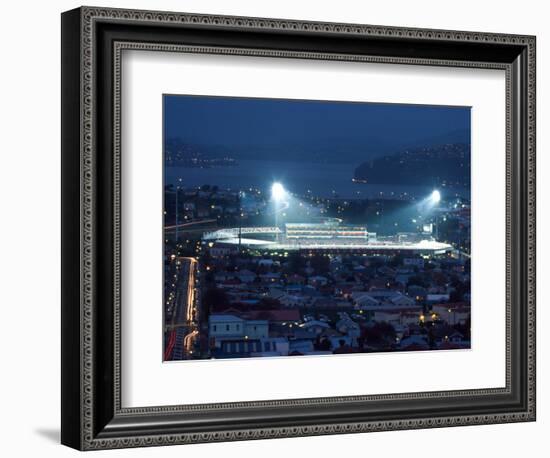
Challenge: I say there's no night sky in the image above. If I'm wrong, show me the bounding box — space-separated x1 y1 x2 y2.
164 94 471 161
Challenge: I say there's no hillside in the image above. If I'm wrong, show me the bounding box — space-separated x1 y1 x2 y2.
353 143 470 187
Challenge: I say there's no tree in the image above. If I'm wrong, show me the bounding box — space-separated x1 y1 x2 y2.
202 287 229 315
315 336 331 351
257 297 281 309
432 271 448 287
287 252 306 274
389 253 404 268
362 322 396 345
407 275 427 289
310 254 330 274
449 279 470 302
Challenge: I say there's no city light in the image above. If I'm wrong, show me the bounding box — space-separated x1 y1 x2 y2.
271 182 286 201
431 189 441 203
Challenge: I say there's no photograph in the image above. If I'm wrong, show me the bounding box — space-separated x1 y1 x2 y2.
162 95 472 361
52 3 537 452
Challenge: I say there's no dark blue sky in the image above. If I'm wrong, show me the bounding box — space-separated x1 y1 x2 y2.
164 95 470 161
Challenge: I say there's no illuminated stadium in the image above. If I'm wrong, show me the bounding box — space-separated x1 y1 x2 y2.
203 219 453 255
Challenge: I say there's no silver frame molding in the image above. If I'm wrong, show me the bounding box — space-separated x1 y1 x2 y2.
61 6 536 450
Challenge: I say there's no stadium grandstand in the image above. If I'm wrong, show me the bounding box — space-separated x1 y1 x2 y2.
203 219 453 255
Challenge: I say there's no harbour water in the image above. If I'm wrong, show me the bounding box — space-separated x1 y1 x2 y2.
165 159 468 200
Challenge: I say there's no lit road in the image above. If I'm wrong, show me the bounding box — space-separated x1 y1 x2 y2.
164 256 199 360
185 257 197 322
184 330 198 354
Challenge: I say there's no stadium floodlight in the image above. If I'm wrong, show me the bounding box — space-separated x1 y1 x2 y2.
431 190 441 204
271 182 286 201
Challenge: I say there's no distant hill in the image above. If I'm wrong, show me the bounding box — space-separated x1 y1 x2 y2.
165 136 392 164
165 127 471 169
403 128 470 149
353 143 470 188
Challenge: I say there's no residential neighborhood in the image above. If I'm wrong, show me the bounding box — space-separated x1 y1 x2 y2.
194 249 471 359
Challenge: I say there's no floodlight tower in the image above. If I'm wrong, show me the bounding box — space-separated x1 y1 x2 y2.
431 190 441 240
238 190 243 253
272 182 285 201
271 182 286 242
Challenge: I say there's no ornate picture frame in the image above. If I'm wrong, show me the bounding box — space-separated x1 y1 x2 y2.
61 6 536 450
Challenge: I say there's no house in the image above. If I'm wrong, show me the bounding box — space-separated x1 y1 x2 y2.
432 302 470 325
399 334 429 351
335 317 361 345
287 273 306 285
403 258 425 268
236 269 256 284
209 246 238 258
407 285 427 301
389 292 416 307
213 339 263 358
279 293 308 308
308 275 328 286
285 284 302 294
288 339 315 354
401 311 423 326
209 314 245 343
310 297 337 309
335 284 355 298
353 293 379 308
299 320 330 335
377 266 396 276
259 272 281 284
301 285 322 298
447 330 466 344
437 330 469 349
372 311 401 327
430 325 467 347
336 317 359 334
244 320 269 339
251 337 290 356
395 274 412 285
427 293 450 304
364 290 401 301
367 278 390 290
372 308 423 327
208 314 268 348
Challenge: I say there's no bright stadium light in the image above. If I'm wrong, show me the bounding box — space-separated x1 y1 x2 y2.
431 190 441 204
271 182 286 201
